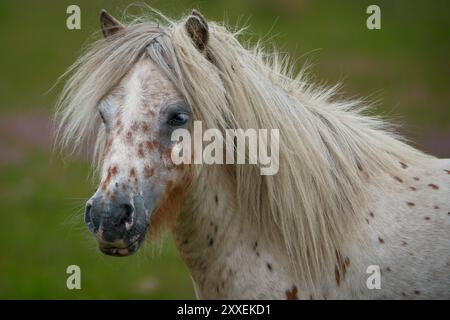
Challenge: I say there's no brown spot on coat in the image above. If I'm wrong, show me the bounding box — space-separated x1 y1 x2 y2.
369 212 374 218
142 123 150 133
444 169 450 175
424 216 430 221
433 205 440 210
410 186 417 191
334 251 349 286
285 285 298 300
393 176 403 183
378 237 385 244
399 161 408 169
138 143 145 158
130 168 136 177
130 121 139 131
143 166 154 178
126 131 133 144
428 183 439 190
102 165 118 190
413 177 420 181
357 162 363 171
146 140 156 150
266 263 273 271
407 202 415 207
165 147 173 160
335 265 341 286
414 290 421 295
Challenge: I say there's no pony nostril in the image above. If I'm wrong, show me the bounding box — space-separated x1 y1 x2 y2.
84 202 98 232
117 203 134 227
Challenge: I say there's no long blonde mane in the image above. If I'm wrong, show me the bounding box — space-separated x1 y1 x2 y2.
55 10 431 289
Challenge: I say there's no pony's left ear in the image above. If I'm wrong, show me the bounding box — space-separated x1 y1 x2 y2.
99 9 124 38
185 10 209 51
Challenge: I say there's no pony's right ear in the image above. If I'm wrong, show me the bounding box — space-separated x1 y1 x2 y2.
185 10 209 51
99 9 124 38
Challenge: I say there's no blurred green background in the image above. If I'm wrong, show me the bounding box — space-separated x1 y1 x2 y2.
0 0 448 299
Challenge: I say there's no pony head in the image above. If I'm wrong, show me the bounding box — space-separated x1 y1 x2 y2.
61 10 210 256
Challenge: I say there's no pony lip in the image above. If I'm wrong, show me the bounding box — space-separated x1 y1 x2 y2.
98 234 145 257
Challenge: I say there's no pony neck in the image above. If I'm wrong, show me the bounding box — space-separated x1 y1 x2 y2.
171 167 300 298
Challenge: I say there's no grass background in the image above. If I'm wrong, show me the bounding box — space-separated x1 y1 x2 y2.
0 0 448 298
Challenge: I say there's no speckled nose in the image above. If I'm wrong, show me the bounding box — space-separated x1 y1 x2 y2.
84 195 135 243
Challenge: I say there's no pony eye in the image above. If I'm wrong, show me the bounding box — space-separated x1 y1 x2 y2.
168 112 189 126
99 110 106 124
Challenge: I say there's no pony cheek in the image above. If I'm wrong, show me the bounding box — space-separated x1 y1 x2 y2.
147 178 189 234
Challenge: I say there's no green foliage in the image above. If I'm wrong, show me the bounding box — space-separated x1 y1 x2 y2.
0 153 194 298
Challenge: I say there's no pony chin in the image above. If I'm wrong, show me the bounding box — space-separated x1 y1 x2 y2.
98 232 147 257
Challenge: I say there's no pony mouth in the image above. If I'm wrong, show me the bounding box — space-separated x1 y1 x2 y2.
98 236 143 257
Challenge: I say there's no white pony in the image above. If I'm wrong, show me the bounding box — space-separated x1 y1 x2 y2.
55 9 450 299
